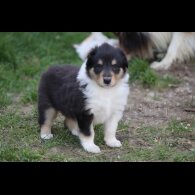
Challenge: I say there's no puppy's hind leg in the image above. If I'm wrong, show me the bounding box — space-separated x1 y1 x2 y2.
65 117 79 136
39 108 57 140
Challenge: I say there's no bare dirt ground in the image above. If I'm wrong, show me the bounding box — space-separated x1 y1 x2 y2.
118 63 195 156
124 63 195 129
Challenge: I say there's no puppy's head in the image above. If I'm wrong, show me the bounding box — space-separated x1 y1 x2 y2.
86 43 128 88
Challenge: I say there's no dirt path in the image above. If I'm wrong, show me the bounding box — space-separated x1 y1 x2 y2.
123 63 195 129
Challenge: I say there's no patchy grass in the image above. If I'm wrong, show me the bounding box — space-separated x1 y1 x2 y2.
129 58 180 89
128 119 195 162
0 32 194 161
0 107 127 162
1 107 194 161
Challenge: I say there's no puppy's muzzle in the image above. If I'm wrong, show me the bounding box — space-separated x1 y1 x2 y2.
103 77 112 85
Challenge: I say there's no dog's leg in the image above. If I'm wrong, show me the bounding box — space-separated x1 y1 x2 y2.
39 108 57 140
65 117 79 136
151 32 186 70
79 125 100 153
77 115 100 153
104 114 122 148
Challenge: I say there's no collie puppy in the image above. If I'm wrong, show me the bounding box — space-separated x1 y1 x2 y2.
115 32 195 70
38 43 129 153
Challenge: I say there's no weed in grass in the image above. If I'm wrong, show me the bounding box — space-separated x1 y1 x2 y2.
129 58 158 87
167 120 194 134
129 58 180 89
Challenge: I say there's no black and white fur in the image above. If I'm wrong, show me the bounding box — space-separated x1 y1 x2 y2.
115 32 195 70
38 43 129 153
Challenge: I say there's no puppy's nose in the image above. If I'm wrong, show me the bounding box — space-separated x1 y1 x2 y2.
103 77 111 85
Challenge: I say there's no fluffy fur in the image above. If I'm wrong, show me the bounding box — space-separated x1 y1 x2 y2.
74 32 118 60
115 32 195 70
38 43 129 153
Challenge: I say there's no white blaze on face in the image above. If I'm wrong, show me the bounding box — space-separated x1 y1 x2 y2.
97 59 103 65
112 59 117 65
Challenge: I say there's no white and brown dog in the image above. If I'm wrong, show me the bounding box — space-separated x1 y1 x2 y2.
115 32 195 70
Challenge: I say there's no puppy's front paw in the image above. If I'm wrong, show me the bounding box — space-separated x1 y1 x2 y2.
105 139 122 148
82 143 101 153
41 133 53 140
71 129 79 136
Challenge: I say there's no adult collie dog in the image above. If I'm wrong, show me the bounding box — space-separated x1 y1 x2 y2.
115 32 195 70
38 43 129 153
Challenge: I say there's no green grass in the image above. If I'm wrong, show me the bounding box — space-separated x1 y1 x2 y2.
103 32 116 38
129 58 180 89
0 32 90 108
1 107 194 161
120 119 195 162
0 32 194 161
0 35 17 69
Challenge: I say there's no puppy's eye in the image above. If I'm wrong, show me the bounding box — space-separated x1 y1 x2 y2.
112 66 120 73
94 65 103 73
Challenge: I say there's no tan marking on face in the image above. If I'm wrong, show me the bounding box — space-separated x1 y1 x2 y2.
111 68 125 86
89 68 104 87
89 68 98 81
89 67 125 88
115 68 125 81
97 59 103 65
41 108 57 135
112 59 117 65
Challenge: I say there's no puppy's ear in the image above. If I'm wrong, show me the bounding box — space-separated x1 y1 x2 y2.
118 48 128 69
86 46 98 68
87 46 98 59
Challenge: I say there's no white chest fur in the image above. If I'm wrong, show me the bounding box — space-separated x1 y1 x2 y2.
86 81 129 124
